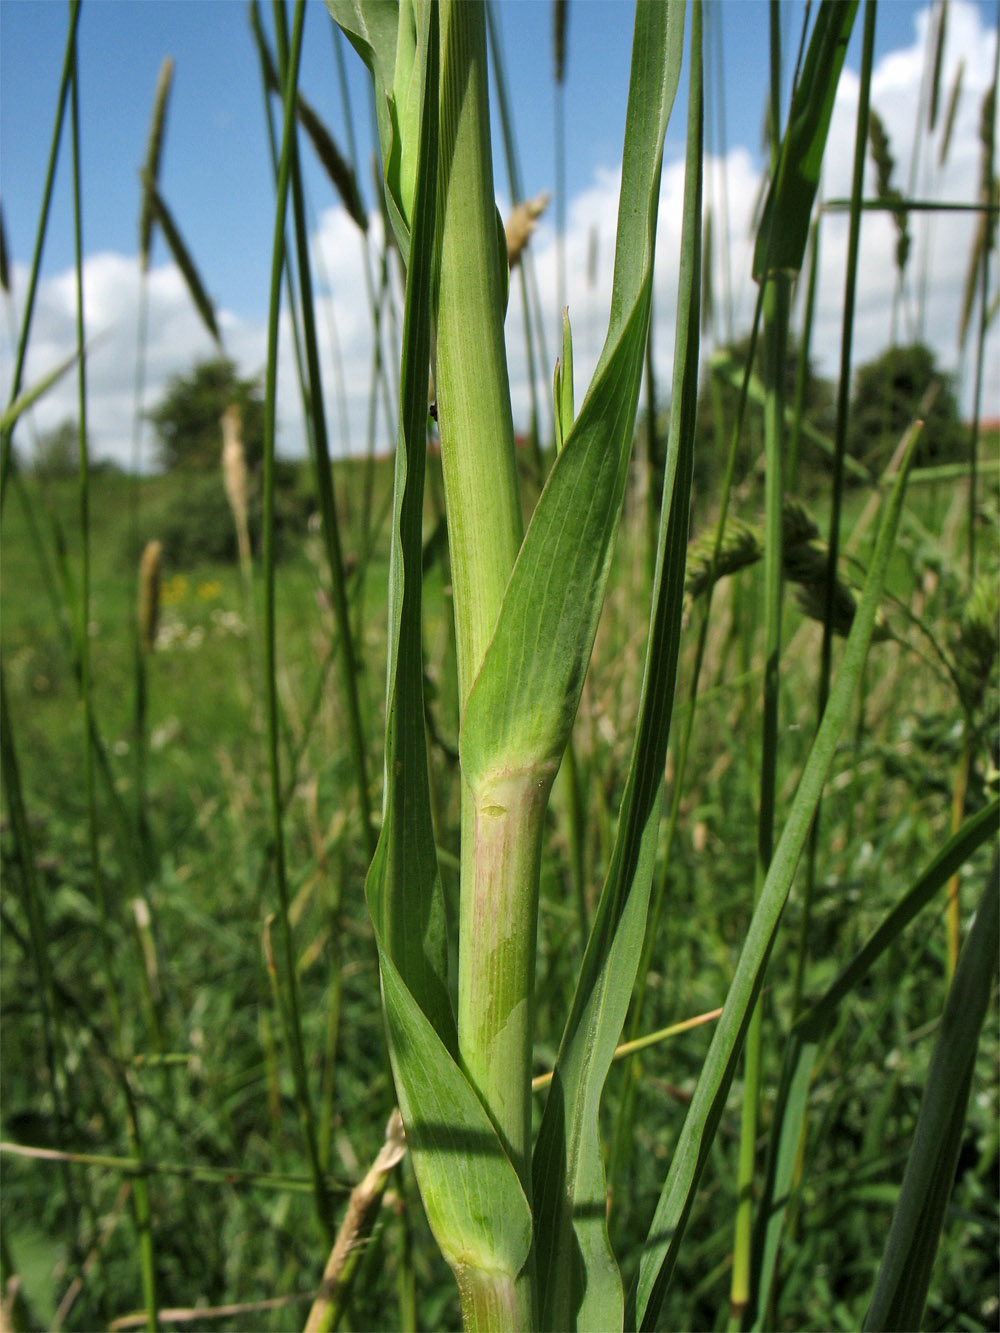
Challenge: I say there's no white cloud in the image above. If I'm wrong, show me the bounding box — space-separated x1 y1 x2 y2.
507 1 997 442
2 0 995 475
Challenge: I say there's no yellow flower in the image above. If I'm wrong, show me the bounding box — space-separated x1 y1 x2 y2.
161 574 189 605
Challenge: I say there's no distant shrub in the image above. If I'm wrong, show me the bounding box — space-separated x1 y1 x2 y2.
148 356 266 473
137 463 310 569
154 475 240 567
848 343 966 476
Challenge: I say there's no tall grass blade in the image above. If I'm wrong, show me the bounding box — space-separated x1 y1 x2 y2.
325 0 398 94
250 3 368 233
271 0 376 858
631 414 925 1331
327 0 422 263
0 0 81 514
358 6 533 1319
259 0 331 1240
461 0 685 799
70 41 159 1324
0 348 84 434
752 0 858 281
752 797 1000 1328
863 868 999 1331
531 8 700 1328
553 305 574 452
790 0 876 1030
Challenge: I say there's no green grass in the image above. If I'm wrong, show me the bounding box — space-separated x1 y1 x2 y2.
2 449 995 1330
2 2 998 1328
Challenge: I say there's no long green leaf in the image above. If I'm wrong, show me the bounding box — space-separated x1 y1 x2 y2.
864 869 999 1331
325 0 398 97
752 798 1000 1328
360 2 532 1311
752 1 858 280
460 0 685 801
0 347 83 434
326 0 423 259
260 0 330 1240
271 0 376 861
1 0 81 515
631 413 925 1331
530 5 699 1330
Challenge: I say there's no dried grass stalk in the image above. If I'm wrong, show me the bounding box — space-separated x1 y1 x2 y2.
304 1110 407 1333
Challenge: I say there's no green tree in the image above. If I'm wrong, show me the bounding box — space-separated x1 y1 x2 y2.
32 419 82 477
148 356 266 472
848 342 965 475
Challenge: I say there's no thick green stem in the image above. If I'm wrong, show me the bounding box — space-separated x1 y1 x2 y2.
460 774 549 1179
435 0 533 1177
434 13 538 1320
457 1264 530 1333
435 0 522 705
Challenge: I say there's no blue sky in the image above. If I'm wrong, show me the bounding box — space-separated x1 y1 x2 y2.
1 0 997 466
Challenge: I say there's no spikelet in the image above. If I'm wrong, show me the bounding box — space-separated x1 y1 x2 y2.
954 575 999 711
785 542 860 640
781 498 820 548
139 57 175 272
782 499 867 640
505 192 550 268
868 109 911 276
553 0 568 83
684 498 881 641
685 514 761 607
138 540 162 653
221 403 252 571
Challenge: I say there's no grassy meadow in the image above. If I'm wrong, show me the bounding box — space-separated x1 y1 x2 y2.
3 448 997 1329
2 2 998 1330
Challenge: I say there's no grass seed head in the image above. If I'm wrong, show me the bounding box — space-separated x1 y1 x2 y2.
138 539 163 652
782 500 861 638
139 57 175 271
221 402 252 568
685 515 761 607
954 575 999 709
505 192 550 268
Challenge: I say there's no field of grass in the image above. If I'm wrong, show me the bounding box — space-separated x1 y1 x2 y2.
2 443 997 1330
2 1 998 1329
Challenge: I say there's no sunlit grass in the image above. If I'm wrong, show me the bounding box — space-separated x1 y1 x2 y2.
1 1 997 1330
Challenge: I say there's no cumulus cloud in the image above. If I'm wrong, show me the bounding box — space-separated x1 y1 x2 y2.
2 0 995 472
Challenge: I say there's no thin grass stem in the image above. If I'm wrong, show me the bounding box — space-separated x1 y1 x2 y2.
0 1 81 514
260 0 332 1243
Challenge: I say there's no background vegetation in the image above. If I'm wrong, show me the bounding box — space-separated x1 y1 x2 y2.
1 1 997 1330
